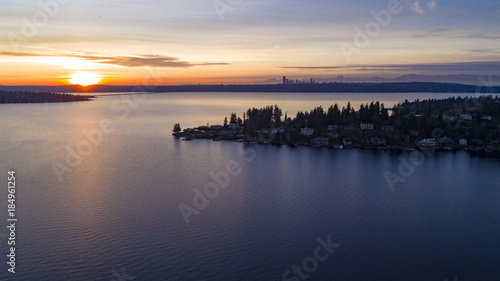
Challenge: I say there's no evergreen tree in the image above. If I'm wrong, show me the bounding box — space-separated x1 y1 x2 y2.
173 123 181 133
230 113 237 124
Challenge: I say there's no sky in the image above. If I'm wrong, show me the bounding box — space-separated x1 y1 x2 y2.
1 0 499 85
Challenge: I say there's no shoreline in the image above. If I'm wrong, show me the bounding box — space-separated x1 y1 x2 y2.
172 133 500 158
0 91 96 104
173 95 500 158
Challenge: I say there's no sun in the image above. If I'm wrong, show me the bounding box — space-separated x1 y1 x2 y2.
68 72 102 86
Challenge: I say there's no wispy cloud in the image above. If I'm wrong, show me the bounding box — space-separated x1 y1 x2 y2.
427 0 437 9
0 51 41 57
281 61 500 73
469 48 500 53
409 0 424 14
406 0 438 14
0 52 229 68
281 66 343 70
413 28 449 38
79 54 229 68
461 33 500 40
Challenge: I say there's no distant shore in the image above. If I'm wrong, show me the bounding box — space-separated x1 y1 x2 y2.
1 82 499 94
0 91 95 104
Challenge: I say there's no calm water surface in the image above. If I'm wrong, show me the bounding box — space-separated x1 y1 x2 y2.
0 92 499 281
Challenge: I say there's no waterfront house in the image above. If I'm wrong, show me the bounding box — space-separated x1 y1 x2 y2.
228 123 240 130
327 130 339 139
300 128 315 136
360 123 374 130
313 137 329 146
443 115 455 121
459 114 472 121
459 138 468 146
210 125 223 130
343 138 353 147
327 125 338 131
481 115 492 121
418 138 438 147
370 137 386 146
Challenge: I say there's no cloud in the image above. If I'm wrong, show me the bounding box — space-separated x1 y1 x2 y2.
413 28 449 38
0 51 42 57
406 0 437 14
468 48 500 54
281 66 343 70
461 33 500 40
427 0 437 9
281 61 500 73
409 0 424 14
413 28 500 40
0 52 229 68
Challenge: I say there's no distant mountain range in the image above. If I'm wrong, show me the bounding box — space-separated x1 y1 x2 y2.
260 74 500 85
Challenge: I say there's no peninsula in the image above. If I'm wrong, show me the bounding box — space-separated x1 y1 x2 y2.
0 91 95 104
173 95 500 156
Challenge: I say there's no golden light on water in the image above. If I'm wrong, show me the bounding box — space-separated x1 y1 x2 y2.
68 72 102 86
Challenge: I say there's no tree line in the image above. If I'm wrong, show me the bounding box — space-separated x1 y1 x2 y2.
223 95 500 142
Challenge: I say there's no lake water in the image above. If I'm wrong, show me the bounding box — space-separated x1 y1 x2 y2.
0 92 499 281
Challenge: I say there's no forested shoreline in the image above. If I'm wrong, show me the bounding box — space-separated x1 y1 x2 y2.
0 91 95 103
174 96 500 154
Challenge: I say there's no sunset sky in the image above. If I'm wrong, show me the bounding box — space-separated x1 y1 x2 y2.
1 0 500 85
